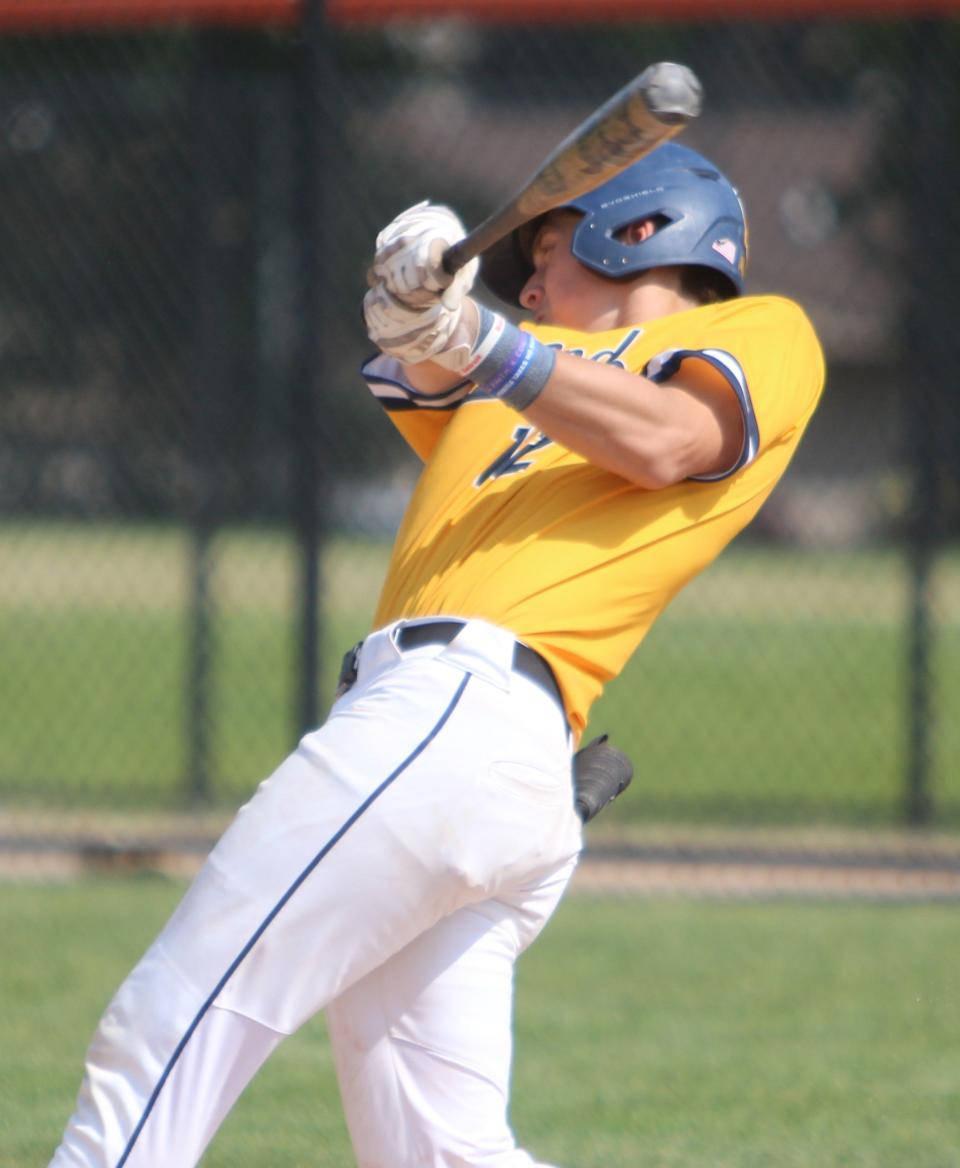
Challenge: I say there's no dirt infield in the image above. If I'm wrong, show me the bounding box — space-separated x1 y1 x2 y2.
3 816 960 900
572 852 960 899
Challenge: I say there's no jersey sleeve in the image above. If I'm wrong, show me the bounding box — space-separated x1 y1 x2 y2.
361 354 471 463
643 346 760 481
642 297 825 481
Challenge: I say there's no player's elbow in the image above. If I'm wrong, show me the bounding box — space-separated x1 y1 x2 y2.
623 462 685 490
619 440 693 490
621 424 726 488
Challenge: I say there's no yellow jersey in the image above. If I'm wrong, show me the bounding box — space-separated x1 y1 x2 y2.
362 294 825 736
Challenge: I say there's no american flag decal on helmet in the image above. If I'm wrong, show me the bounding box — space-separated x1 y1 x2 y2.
711 238 738 264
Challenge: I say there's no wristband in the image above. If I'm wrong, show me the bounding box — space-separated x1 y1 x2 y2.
468 306 556 411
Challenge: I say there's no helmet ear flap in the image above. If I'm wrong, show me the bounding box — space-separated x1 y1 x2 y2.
480 215 547 306
515 216 543 265
481 229 532 306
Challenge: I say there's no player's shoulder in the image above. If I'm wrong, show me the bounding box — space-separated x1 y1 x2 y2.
701 293 821 348
684 294 824 371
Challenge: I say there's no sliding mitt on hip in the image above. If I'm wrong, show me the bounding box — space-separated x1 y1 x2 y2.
573 734 634 823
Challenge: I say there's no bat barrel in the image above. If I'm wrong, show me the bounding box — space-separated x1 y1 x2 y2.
442 61 702 275
639 61 703 122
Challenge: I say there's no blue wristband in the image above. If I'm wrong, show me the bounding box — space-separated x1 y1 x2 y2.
469 308 556 411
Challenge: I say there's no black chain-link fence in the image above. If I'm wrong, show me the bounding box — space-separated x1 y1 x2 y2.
1 10 958 843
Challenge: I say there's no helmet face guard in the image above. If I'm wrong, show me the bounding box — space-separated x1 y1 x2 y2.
481 143 747 306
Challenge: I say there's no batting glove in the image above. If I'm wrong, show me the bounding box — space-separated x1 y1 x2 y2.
364 286 556 412
370 200 479 312
363 281 479 368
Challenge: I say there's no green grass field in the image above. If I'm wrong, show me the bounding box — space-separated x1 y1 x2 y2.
1 521 959 826
2 877 958 1168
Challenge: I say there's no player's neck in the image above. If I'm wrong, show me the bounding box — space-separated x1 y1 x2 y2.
617 273 699 328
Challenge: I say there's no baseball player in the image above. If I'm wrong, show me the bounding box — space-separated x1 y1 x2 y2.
49 143 824 1168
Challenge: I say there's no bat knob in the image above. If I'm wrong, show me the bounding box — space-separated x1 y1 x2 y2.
640 62 703 124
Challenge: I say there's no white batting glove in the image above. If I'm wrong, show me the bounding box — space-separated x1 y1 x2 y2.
363 280 481 370
365 284 555 412
371 200 479 312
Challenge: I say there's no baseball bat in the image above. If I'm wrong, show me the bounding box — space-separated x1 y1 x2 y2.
441 61 702 276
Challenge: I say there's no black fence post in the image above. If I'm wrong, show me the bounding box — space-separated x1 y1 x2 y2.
185 29 224 805
901 19 959 826
293 0 330 735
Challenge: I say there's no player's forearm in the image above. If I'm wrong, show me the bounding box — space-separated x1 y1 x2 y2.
367 293 737 484
521 352 723 489
403 359 466 396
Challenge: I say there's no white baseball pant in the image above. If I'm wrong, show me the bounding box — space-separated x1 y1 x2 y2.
49 617 582 1168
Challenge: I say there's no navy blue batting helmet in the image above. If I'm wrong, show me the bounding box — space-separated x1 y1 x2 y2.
481 142 748 305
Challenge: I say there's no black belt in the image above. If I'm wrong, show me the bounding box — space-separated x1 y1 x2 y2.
397 621 564 712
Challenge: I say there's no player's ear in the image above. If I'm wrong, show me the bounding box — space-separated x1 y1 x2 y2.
620 218 658 245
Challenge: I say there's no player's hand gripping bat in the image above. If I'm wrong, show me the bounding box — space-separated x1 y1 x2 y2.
441 61 702 277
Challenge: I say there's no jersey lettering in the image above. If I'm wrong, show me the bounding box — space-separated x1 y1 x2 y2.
547 327 643 366
585 328 643 368
473 331 643 488
475 426 553 486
